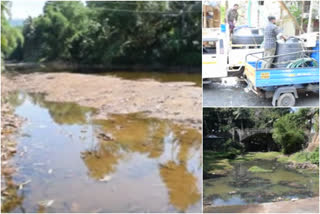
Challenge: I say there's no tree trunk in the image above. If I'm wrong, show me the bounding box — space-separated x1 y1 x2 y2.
278 0 305 34
307 0 314 33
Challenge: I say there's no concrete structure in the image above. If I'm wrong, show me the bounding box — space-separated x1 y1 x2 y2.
230 128 272 142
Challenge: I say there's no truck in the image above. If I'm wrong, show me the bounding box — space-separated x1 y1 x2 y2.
202 28 228 84
243 34 319 106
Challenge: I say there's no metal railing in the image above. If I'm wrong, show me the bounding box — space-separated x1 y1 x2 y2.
245 50 318 70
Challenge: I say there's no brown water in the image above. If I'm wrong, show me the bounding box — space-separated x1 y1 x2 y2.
1 92 202 213
101 71 201 87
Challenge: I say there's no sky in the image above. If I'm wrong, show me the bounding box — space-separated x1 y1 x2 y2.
10 0 46 19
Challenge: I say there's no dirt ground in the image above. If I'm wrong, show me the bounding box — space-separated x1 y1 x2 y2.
2 72 202 129
204 197 320 213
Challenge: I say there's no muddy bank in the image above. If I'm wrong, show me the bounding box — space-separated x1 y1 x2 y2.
2 72 202 129
1 97 25 211
204 197 319 213
4 62 201 73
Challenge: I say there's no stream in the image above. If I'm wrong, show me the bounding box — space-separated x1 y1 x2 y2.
2 91 202 213
204 159 319 209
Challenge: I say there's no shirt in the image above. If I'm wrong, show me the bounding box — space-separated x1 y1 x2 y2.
264 22 282 49
227 9 238 22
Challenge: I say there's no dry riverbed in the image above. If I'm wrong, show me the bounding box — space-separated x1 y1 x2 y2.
2 72 202 129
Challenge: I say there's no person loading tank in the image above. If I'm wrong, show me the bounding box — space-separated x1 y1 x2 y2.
262 16 287 69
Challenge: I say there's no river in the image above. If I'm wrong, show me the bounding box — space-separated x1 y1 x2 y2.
204 159 319 212
2 91 202 212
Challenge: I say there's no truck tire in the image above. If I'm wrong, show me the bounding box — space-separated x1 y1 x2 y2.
277 93 295 106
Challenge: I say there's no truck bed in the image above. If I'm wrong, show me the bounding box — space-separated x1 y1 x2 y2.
244 63 319 88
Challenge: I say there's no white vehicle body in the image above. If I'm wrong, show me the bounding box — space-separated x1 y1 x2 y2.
202 28 228 80
228 45 264 71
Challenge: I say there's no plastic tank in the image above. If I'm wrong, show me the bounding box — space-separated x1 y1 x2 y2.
232 26 264 45
273 37 304 68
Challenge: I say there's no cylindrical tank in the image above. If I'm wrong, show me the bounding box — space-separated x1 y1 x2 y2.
232 26 264 45
273 37 304 68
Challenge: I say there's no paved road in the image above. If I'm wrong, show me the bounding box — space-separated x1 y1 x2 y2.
203 78 319 107
204 197 319 213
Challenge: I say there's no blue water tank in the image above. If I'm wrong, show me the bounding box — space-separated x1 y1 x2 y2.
221 24 226 32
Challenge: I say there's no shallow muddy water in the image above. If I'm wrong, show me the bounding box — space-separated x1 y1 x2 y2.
100 71 201 87
2 92 202 213
204 159 319 208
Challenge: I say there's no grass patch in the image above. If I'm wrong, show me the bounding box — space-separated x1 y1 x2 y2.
248 166 272 173
277 147 319 165
233 152 282 162
204 150 239 175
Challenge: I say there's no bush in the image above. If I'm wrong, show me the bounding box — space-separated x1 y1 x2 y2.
272 114 306 154
280 131 305 154
309 147 319 165
288 147 319 164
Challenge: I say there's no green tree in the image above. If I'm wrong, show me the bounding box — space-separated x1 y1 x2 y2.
1 1 23 62
21 1 201 67
272 113 306 154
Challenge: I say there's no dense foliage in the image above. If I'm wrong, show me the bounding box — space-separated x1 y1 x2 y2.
17 1 201 67
203 108 290 137
203 108 319 155
1 1 24 62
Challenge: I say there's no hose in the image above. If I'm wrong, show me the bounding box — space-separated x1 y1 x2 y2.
286 57 319 68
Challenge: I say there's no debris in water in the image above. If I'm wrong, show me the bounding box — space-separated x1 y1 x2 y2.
97 133 113 141
48 169 53 174
99 175 112 182
38 199 55 207
19 179 32 190
39 125 47 129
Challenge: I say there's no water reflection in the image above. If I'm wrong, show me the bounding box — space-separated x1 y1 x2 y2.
6 92 95 125
160 161 201 212
2 92 202 213
84 114 202 212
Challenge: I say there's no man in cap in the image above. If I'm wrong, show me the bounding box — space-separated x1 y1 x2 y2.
263 16 287 68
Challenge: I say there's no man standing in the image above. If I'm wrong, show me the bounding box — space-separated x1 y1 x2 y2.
227 4 239 35
263 16 286 68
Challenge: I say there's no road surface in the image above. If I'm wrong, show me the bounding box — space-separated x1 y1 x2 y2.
203 78 319 107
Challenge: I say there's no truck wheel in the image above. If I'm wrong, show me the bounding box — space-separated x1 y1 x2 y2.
277 93 295 106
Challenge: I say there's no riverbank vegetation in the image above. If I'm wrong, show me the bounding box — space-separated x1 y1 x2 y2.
203 108 319 177
1 1 24 65
1 1 201 70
